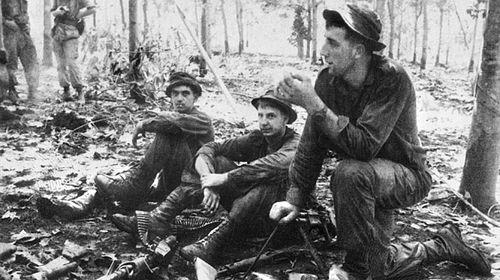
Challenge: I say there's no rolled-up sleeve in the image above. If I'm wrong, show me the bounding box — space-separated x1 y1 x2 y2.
142 111 213 138
227 133 300 184
286 116 327 207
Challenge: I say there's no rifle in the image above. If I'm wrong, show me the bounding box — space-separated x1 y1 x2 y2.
97 236 177 280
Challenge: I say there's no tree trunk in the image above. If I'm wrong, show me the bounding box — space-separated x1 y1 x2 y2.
235 0 244 54
445 10 450 65
435 7 444 66
143 0 149 39
311 0 318 63
459 0 500 212
201 0 211 56
92 0 96 27
129 0 138 62
306 0 312 58
453 1 469 50
297 34 304 59
42 0 53 67
397 1 403 60
375 0 386 46
412 0 420 64
220 0 229 54
194 0 199 37
387 0 395 58
420 0 428 70
468 5 480 73
120 0 127 30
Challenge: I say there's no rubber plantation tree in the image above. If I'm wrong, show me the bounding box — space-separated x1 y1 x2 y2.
129 0 137 62
459 0 500 213
311 0 318 64
289 5 309 59
435 0 449 67
411 0 422 64
467 0 486 73
420 0 428 70
235 0 244 54
220 0 230 54
201 0 212 56
43 0 53 67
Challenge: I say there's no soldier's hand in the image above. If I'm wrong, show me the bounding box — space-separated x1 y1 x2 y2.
52 6 69 16
277 73 324 114
269 201 300 224
131 121 146 148
201 173 228 188
202 187 220 214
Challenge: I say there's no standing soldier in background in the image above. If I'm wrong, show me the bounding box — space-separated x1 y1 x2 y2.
51 0 95 103
2 0 39 103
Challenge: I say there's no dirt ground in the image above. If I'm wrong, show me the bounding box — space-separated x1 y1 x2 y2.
1 54 500 280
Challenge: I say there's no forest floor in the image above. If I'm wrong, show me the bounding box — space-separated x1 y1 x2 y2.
1 53 500 280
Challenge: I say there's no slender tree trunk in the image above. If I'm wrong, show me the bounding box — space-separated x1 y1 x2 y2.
311 0 318 63
42 0 53 67
297 34 304 59
445 10 450 65
235 0 244 54
220 0 229 54
0 0 4 50
143 0 149 39
306 0 312 58
397 2 402 60
194 0 199 37
129 0 138 62
453 1 469 50
387 0 395 58
468 7 480 73
375 0 386 47
120 0 127 30
420 0 428 70
201 0 211 56
435 8 444 66
92 0 96 27
412 0 420 64
459 0 500 212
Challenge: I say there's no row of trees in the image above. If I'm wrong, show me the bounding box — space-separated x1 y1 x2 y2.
287 0 486 70
34 0 486 70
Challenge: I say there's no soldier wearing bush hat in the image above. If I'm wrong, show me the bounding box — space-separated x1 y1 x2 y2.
270 4 491 279
38 71 215 223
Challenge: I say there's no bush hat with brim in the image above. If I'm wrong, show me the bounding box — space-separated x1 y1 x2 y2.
165 72 202 97
323 4 386 51
251 91 297 124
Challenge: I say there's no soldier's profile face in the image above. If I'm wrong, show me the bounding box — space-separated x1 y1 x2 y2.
320 26 356 77
170 85 197 113
257 103 288 138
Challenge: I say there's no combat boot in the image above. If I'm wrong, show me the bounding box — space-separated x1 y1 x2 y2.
62 86 73 101
179 218 234 265
94 162 155 207
36 189 97 220
110 213 138 235
75 86 85 104
424 222 491 275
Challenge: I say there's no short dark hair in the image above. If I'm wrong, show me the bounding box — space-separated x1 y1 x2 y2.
325 17 374 53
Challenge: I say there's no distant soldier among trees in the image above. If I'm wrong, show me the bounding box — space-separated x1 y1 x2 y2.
50 0 95 103
1 0 40 103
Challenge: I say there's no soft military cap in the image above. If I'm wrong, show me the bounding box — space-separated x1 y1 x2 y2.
323 4 386 51
165 72 202 97
251 90 298 124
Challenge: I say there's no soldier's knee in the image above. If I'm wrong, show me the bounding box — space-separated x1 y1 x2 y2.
332 159 375 195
